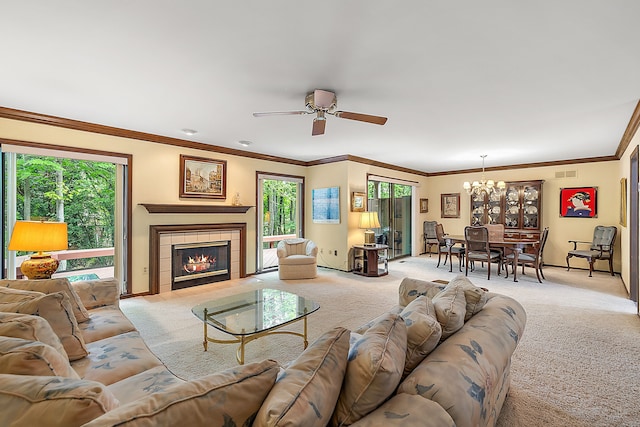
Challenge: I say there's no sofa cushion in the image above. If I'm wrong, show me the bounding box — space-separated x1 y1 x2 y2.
71 278 120 310
78 305 137 344
254 327 350 427
399 296 442 377
349 393 456 427
0 373 119 427
331 312 407 427
432 282 467 340
1 278 90 323
0 311 69 360
107 365 186 403
0 289 88 361
397 277 446 307
83 359 279 427
0 336 79 378
447 275 489 321
71 331 164 386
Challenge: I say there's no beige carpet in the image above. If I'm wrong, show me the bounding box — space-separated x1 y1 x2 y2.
120 256 640 427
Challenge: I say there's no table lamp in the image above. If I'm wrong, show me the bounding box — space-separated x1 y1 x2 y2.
359 211 381 246
8 220 68 279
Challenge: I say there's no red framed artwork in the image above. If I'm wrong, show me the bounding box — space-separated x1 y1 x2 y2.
560 187 597 218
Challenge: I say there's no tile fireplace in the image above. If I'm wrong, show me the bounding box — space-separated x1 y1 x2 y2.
149 223 247 294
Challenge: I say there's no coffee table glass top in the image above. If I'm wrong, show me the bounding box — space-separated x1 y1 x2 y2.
192 288 320 336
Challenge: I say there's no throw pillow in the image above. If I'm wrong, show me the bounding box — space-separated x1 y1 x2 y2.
82 359 279 426
1 278 91 323
432 282 467 340
0 312 69 360
0 373 119 426
331 312 407 427
0 286 45 303
0 336 79 378
399 296 442 377
447 275 489 321
254 327 350 427
397 277 446 307
70 278 120 310
0 290 88 361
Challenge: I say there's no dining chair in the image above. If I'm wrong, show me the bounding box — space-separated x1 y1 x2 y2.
566 225 617 277
464 226 503 280
505 227 549 283
435 223 464 271
423 221 439 256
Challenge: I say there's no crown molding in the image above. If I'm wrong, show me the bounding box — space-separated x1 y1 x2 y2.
0 105 634 176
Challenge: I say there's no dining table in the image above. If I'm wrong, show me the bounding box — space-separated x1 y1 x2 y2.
444 234 539 282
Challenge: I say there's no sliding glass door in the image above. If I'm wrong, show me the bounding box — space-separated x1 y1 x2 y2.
367 178 412 259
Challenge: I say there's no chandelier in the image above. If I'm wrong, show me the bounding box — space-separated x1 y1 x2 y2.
463 155 506 196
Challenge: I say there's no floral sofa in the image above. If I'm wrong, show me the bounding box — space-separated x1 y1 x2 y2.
0 275 525 426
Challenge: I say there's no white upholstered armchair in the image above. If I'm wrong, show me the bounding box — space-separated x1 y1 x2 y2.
276 238 318 280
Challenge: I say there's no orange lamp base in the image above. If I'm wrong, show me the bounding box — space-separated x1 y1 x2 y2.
19 252 60 279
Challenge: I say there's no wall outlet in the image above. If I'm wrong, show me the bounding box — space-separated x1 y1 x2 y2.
334 250 338 256
143 267 148 274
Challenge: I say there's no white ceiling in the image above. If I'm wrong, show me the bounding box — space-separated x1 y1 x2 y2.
1 1 639 173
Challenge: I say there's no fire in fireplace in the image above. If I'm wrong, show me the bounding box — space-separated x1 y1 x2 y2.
172 241 231 290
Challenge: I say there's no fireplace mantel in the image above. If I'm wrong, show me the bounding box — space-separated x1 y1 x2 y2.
141 204 253 214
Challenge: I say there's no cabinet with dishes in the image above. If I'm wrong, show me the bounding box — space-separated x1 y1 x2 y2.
502 180 543 239
469 180 543 239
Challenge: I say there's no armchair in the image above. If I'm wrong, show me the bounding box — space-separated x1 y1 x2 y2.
566 226 617 277
276 238 318 280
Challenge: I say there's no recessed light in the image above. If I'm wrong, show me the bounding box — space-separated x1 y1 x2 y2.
181 128 197 136
238 140 252 147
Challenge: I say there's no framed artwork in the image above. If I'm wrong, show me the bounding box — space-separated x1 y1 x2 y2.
420 198 429 213
620 178 627 227
441 193 460 218
559 187 597 218
180 155 227 199
312 187 340 223
351 192 366 212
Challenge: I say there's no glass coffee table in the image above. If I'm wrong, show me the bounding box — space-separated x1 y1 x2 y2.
192 288 320 364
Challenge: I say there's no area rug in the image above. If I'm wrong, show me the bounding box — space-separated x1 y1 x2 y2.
120 256 640 427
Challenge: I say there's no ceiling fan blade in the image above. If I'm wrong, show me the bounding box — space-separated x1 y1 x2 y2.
312 118 326 136
253 110 310 117
333 111 388 125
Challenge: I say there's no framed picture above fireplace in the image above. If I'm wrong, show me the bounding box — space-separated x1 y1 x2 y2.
180 155 227 199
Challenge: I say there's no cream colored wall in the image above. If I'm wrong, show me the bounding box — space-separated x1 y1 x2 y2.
618 135 639 294
426 161 623 271
305 161 430 271
1 116 630 291
0 118 307 294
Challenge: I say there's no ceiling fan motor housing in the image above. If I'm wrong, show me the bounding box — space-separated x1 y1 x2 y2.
306 89 337 111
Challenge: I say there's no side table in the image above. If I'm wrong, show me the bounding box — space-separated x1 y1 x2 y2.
352 244 389 277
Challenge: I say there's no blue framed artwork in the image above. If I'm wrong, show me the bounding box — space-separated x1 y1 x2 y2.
312 187 340 223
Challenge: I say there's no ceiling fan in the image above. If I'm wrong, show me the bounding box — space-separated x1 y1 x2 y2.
252 89 388 136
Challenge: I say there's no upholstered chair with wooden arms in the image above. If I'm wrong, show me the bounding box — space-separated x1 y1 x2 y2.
435 223 464 271
566 225 617 277
464 226 503 280
505 227 549 283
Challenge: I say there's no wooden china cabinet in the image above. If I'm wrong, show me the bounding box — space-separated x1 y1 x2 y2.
470 180 543 240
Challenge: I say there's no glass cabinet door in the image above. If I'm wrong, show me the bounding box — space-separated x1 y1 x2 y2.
487 191 502 224
504 185 521 229
522 185 540 230
471 193 486 226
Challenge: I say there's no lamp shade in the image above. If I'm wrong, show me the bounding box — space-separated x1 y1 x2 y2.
8 221 68 253
359 211 381 229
